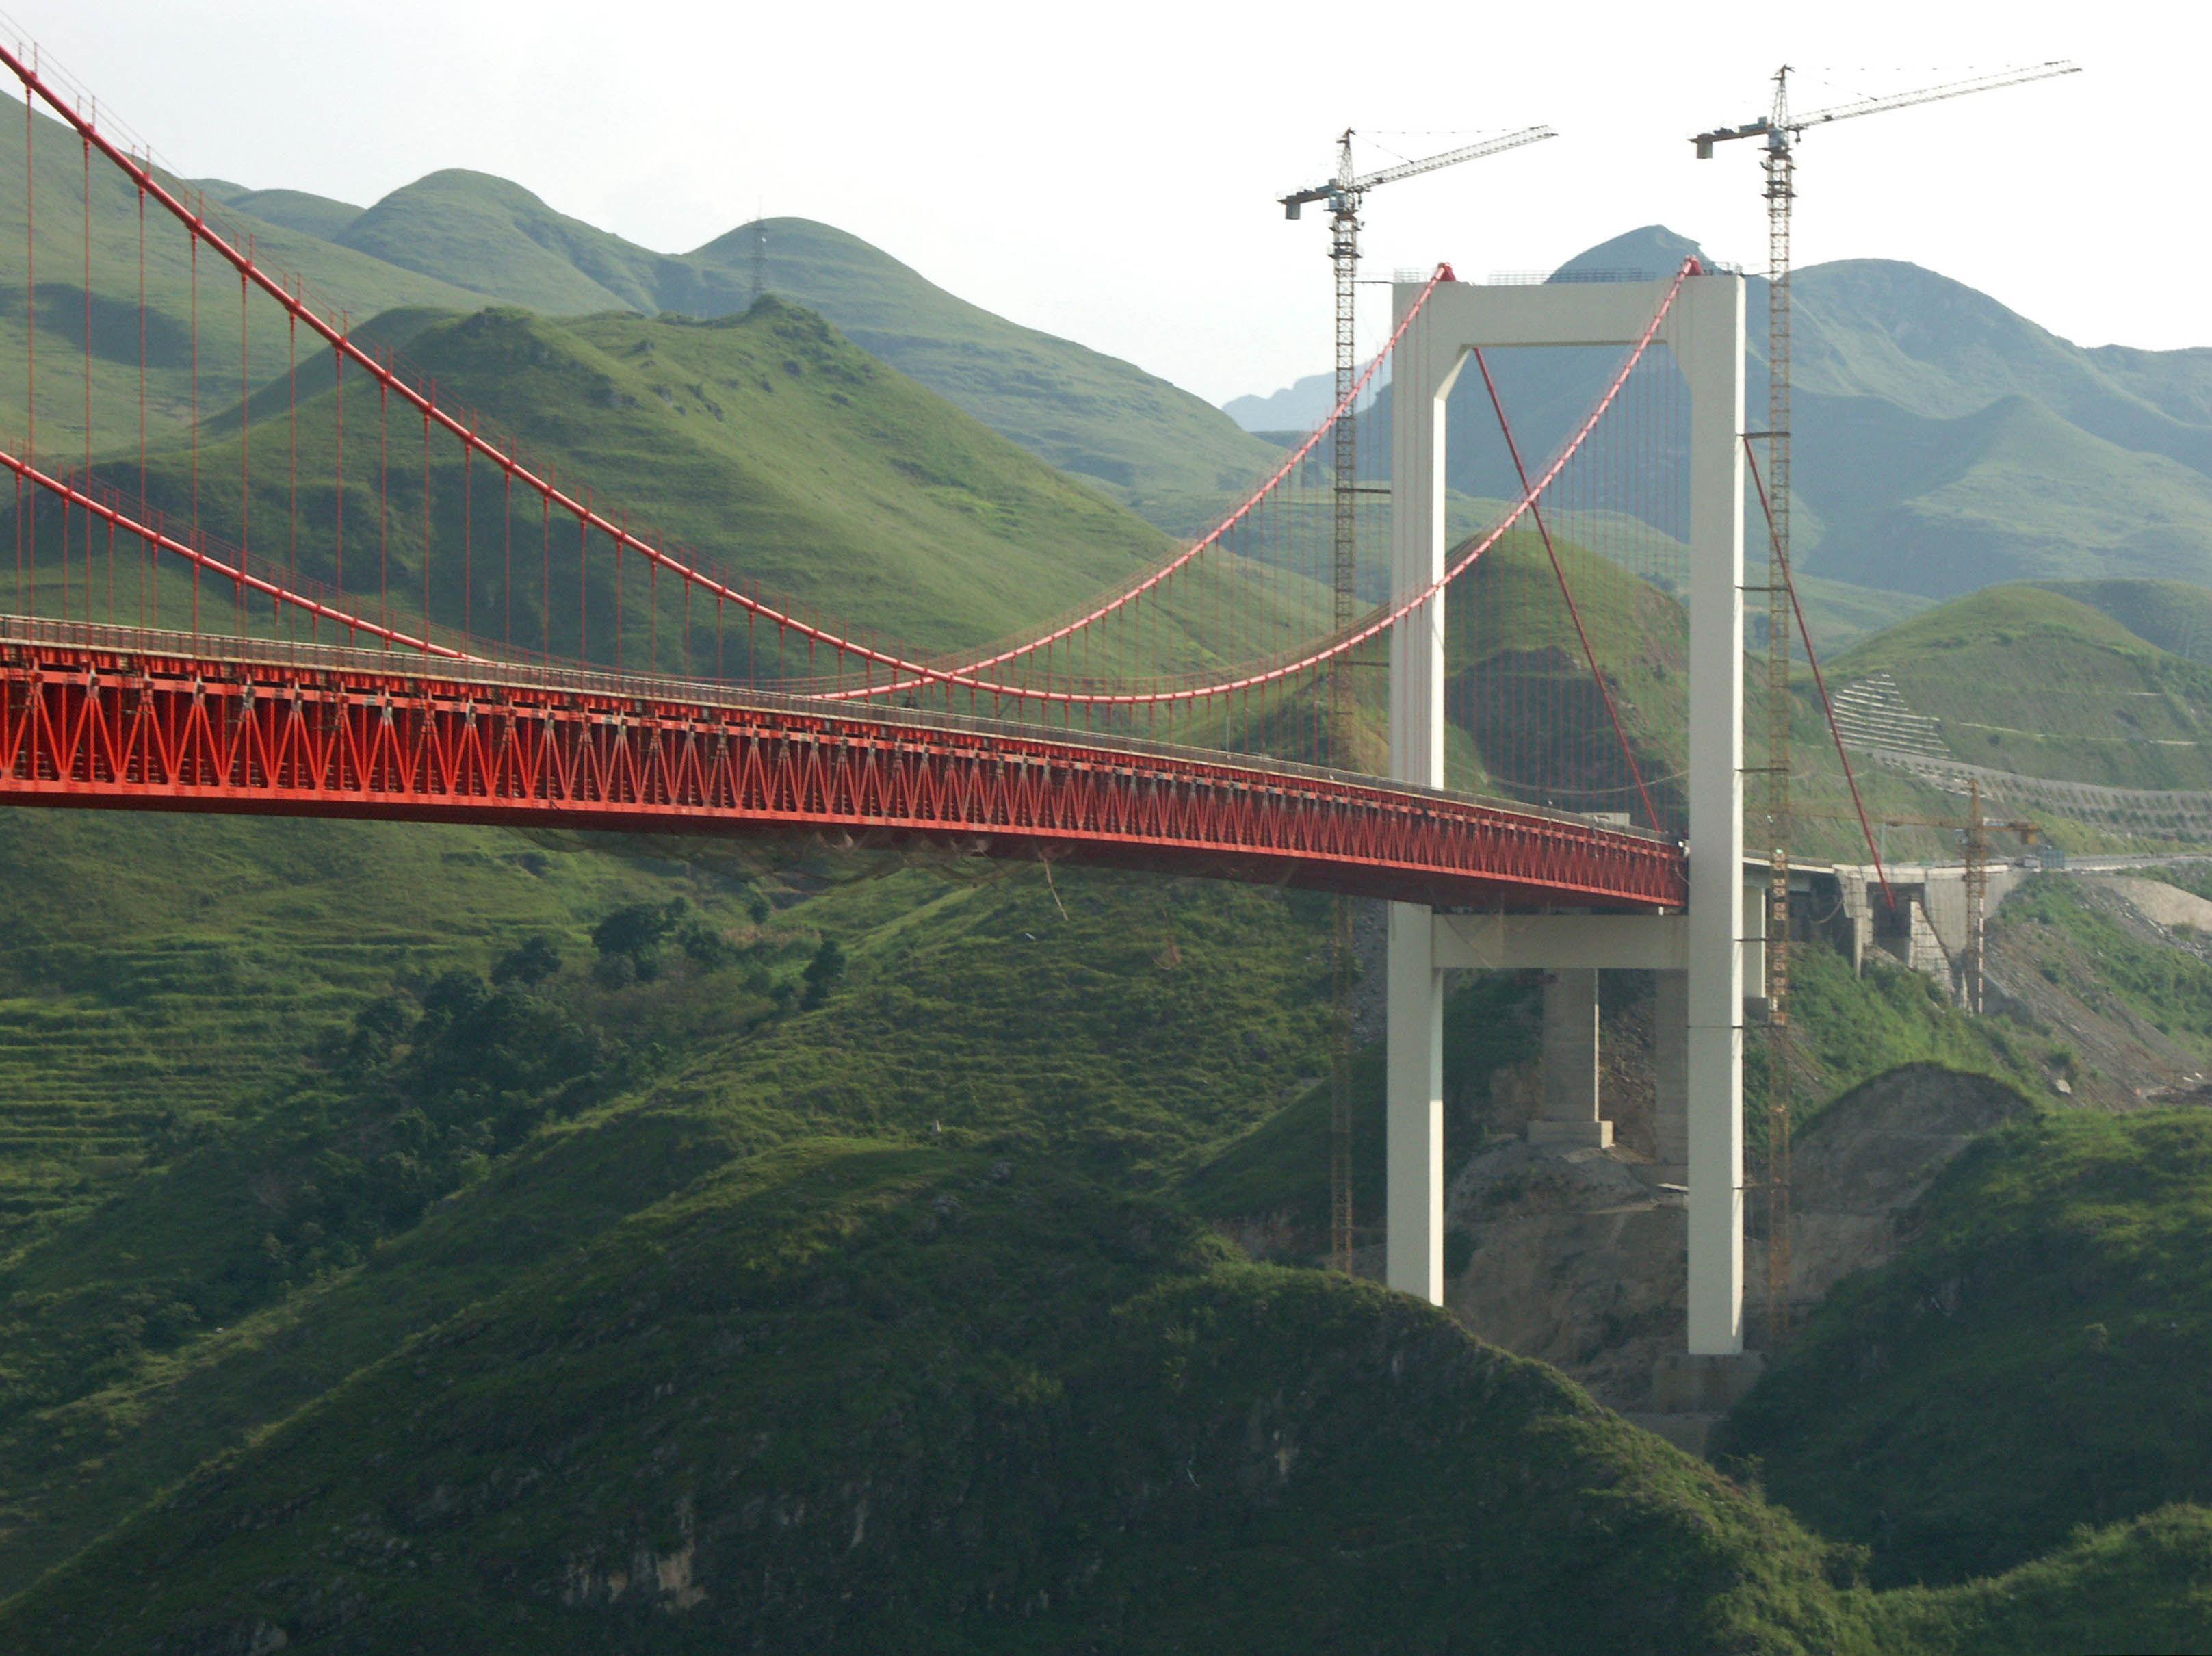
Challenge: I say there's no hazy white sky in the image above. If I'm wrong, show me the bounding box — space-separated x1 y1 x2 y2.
9 0 2196 404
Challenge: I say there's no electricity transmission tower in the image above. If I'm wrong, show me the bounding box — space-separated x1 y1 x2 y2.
1691 59 2079 1341
1279 124 1554 1275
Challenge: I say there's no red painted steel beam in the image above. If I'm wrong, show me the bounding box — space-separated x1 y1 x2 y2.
0 626 1685 913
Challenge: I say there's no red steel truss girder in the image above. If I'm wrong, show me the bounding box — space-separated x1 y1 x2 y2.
0 641 1686 911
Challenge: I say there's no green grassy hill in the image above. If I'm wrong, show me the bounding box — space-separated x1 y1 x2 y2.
185 166 1281 513
14 294 1306 686
194 178 366 241
1721 1107 2212 1590
2036 577 2212 664
0 1137 1882 1655
0 805 2196 1651
1826 584 2212 792
2 105 1275 523
0 108 495 465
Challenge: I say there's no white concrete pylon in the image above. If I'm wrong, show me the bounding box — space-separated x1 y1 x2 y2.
1384 270 1746 1350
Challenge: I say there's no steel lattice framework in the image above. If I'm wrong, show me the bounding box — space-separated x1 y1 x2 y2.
0 622 1684 912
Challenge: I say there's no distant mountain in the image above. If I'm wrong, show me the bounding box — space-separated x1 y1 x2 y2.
183 165 1279 513
1236 224 2212 605
193 178 364 240
1222 368 1385 435
2035 578 2212 663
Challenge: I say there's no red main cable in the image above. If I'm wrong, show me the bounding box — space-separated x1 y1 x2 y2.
1744 437 1896 912
0 449 460 656
830 259 1701 710
1471 346 1662 833
1 37 1451 703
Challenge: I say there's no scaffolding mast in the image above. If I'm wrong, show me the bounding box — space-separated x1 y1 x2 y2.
1281 124 1554 1273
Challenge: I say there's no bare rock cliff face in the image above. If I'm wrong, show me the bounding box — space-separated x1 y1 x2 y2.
1442 1063 2031 1410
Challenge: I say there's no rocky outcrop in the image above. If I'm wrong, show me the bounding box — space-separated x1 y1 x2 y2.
1441 1063 2033 1412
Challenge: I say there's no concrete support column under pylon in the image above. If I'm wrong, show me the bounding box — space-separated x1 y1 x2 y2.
1653 970 1690 1180
1531 968 1611 1148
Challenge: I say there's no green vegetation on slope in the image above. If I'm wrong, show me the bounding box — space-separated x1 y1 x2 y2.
2037 577 2212 664
185 163 1281 512
0 107 495 463
0 806 1353 1593
1829 583 2212 792
0 810 744 1246
21 296 1305 681
0 799 2194 1650
1743 944 2054 1147
1722 1109 2212 1587
0 1136 1881 1655
1184 971 1540 1228
1864 1504 2212 1655
2003 875 2212 1062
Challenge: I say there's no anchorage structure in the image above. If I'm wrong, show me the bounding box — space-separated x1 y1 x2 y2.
1385 266 1749 1354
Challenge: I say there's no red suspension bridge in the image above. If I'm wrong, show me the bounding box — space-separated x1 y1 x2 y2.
0 38 1715 916
0 31 1914 1356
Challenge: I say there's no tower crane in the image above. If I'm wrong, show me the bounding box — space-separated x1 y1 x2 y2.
1281 124 1554 1276
1280 126 1555 673
1693 60 2078 1343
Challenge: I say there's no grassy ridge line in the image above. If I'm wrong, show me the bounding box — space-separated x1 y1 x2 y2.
0 107 496 465
2038 577 2212 664
183 159 1284 515
5 103 1275 520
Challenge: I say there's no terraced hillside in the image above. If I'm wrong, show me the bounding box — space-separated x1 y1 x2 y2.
0 812 738 1247
1826 585 2212 794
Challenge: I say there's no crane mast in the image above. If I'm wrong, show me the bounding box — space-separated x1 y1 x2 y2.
1692 57 2079 1345
1762 70 1797 1354
1281 123 1555 1276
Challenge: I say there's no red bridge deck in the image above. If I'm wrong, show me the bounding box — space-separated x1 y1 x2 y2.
0 620 1684 912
